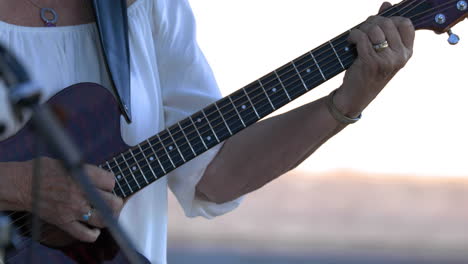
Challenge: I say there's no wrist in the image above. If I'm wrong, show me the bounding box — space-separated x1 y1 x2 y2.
0 162 31 211
333 86 373 118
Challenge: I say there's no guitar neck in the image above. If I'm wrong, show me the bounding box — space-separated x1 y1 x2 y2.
102 31 356 198
101 1 427 198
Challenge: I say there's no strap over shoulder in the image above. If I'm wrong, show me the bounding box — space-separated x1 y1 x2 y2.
92 0 132 123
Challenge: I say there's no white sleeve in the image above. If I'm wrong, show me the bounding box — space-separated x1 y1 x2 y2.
153 0 243 218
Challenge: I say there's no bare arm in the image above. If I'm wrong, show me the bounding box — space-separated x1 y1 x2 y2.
0 162 26 211
197 4 415 203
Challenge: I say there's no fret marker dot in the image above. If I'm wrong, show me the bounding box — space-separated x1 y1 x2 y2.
168 146 174 151
206 136 212 141
132 166 137 171
306 68 311 73
241 105 247 110
272 87 277 93
117 175 122 180
150 157 154 161
197 118 202 123
344 47 350 52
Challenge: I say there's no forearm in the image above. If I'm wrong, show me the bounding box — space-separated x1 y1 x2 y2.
0 162 27 211
197 89 353 204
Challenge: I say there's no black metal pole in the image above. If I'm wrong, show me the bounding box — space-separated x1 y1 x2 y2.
0 212 11 264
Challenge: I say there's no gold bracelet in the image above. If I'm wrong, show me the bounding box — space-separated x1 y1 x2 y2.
325 89 362 125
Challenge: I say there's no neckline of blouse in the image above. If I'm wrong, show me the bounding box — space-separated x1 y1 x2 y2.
0 0 144 33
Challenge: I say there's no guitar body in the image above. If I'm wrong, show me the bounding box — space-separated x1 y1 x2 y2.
1 83 148 263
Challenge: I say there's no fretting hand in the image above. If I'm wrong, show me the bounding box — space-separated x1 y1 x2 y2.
333 2 415 117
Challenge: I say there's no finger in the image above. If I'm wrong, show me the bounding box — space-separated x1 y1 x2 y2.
359 21 387 47
61 221 101 243
379 2 393 13
391 17 415 50
84 164 116 191
348 29 373 59
370 16 404 52
87 191 124 228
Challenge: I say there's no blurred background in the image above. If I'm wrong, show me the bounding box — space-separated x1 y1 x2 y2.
168 0 468 263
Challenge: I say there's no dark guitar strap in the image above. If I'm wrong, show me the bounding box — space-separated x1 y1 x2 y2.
92 0 132 123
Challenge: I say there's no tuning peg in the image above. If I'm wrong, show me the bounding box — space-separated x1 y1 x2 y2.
447 30 460 45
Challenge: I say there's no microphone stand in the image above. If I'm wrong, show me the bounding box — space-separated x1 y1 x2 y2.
0 213 11 264
0 45 144 264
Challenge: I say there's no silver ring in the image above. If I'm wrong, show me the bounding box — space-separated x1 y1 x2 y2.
373 40 389 52
82 208 93 222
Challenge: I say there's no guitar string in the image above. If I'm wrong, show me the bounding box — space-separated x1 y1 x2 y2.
102 0 432 174
6 53 361 259
4 0 433 234
6 0 454 250
100 0 433 193
5 0 440 236
7 1 456 258
108 0 460 197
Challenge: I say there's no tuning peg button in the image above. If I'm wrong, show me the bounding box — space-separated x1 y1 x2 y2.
447 30 460 45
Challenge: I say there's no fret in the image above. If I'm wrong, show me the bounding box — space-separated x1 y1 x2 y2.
105 161 126 197
309 51 326 81
191 111 219 149
243 82 273 118
146 139 167 174
168 124 196 160
257 80 276 110
229 89 258 126
291 60 308 91
139 142 165 176
113 157 134 194
273 70 292 101
201 109 220 143
167 128 187 163
158 130 185 168
138 144 158 181
203 105 231 141
331 33 356 69
329 41 345 70
189 116 209 150
215 97 244 135
214 102 233 136
228 96 246 128
129 148 149 184
311 43 341 80
177 122 197 157
156 134 176 169
258 73 289 109
180 117 207 153
121 153 141 189
293 52 325 89
242 88 261 119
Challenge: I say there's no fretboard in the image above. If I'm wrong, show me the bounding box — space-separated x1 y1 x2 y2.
100 31 356 198
99 1 426 198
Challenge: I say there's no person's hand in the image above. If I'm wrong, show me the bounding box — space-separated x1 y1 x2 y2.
333 2 415 116
15 157 124 243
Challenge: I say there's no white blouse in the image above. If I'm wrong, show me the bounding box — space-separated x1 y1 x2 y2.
0 0 242 263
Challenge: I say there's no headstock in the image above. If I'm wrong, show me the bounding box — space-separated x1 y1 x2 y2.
382 0 467 43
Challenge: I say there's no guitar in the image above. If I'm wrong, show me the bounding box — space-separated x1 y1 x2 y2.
1 0 466 263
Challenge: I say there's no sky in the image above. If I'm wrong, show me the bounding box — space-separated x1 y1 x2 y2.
189 0 468 177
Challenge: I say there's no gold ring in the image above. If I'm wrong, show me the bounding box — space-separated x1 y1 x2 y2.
373 40 389 52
